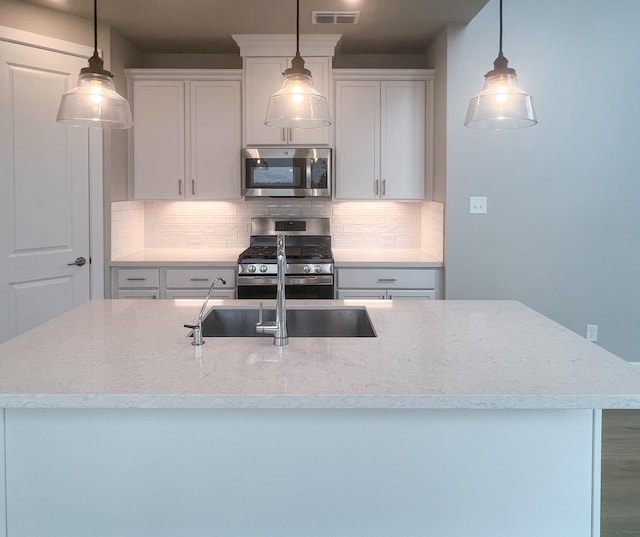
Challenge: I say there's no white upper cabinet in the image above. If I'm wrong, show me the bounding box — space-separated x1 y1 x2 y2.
189 80 242 199
127 70 242 201
232 35 340 148
243 56 331 146
334 70 433 201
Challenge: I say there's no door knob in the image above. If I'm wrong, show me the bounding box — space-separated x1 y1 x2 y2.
67 256 87 267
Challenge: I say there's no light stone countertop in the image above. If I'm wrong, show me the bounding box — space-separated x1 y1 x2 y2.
1 299 639 410
110 248 242 266
110 248 443 267
332 249 442 267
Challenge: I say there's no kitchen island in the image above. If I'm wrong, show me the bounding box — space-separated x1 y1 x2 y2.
1 299 639 536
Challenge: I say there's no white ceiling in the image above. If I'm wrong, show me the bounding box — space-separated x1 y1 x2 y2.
19 0 489 55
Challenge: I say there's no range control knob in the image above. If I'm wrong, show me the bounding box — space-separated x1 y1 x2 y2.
259 265 268 273
314 265 322 273
303 265 312 274
248 265 256 273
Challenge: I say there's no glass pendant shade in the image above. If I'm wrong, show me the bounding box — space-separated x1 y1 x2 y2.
56 0 133 130
465 64 537 129
265 0 331 129
464 0 537 130
265 59 331 129
57 68 133 129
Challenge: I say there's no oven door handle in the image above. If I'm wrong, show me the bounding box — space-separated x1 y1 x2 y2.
285 275 333 286
237 275 333 286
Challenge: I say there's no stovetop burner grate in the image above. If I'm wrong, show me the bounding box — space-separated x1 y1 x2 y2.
238 245 333 263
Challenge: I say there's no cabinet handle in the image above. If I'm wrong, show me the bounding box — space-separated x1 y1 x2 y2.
281 129 286 143
178 179 183 196
377 278 397 283
382 179 386 196
192 179 196 196
127 277 146 281
374 180 379 196
190 278 209 282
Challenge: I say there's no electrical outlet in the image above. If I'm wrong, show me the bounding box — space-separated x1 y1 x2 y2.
586 324 598 342
469 196 487 214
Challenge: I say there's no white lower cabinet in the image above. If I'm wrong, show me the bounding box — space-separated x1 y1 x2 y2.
112 266 236 299
336 267 441 300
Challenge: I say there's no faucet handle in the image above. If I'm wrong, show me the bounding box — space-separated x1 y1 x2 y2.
184 324 204 346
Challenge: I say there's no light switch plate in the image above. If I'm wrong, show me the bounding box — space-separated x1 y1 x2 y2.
470 196 487 214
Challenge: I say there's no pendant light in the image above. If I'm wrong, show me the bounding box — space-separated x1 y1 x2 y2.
57 0 133 129
464 0 537 129
265 0 331 129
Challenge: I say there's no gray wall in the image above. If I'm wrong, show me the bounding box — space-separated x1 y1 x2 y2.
445 0 640 361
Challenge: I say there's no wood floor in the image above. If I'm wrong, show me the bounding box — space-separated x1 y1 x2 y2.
601 410 640 537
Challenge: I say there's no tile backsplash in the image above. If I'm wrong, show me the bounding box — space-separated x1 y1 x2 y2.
111 199 443 258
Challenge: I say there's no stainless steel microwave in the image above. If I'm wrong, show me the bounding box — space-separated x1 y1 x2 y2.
242 147 332 198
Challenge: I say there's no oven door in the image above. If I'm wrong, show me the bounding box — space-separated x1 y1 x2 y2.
237 275 334 299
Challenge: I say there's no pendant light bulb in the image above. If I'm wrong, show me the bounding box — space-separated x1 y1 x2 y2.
57 0 132 129
265 0 331 129
464 0 537 129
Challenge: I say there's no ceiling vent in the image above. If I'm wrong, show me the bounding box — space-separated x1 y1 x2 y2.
312 11 360 25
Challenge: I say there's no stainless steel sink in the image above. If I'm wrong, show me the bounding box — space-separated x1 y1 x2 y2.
200 306 376 338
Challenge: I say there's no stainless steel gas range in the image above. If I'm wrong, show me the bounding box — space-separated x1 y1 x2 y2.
237 217 334 299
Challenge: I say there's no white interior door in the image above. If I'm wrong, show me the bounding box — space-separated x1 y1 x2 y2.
0 35 92 343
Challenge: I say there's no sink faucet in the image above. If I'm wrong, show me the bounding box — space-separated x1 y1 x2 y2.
184 277 227 346
256 233 288 346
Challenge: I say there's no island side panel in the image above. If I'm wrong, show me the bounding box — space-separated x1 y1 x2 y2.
0 410 5 537
5 408 597 537
592 409 603 537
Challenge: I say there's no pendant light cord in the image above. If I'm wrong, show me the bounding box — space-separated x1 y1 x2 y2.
498 0 503 55
296 0 300 55
93 0 98 55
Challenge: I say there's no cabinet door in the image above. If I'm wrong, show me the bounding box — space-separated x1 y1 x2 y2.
132 81 185 199
380 81 425 200
387 290 436 300
337 289 386 300
244 57 288 145
165 289 235 299
189 81 242 199
244 57 331 146
334 81 380 199
116 290 159 299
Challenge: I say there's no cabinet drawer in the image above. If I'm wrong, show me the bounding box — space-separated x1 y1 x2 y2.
116 289 159 299
165 268 236 289
337 289 386 300
117 269 160 288
165 289 235 300
338 268 437 289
